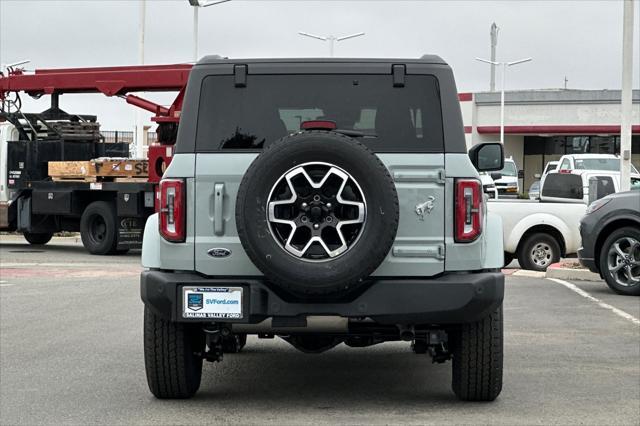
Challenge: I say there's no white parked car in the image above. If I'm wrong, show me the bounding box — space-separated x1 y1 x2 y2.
528 180 540 200
493 158 520 195
479 172 499 199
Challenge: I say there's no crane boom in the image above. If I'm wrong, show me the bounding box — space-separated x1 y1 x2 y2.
0 63 193 123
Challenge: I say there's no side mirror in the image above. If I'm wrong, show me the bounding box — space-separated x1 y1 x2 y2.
490 172 502 181
468 143 504 172
534 173 541 179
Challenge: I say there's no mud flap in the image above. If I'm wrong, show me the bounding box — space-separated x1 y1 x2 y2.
117 216 144 249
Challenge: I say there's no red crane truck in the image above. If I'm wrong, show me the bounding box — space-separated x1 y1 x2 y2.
0 62 192 254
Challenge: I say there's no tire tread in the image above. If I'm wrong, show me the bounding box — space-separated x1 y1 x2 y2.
143 307 203 398
451 306 503 401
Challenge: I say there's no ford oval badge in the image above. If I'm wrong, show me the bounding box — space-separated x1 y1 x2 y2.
208 248 231 258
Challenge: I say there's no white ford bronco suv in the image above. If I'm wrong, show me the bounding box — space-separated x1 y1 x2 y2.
141 56 506 401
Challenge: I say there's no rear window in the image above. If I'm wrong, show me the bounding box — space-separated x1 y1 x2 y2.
195 74 444 153
573 158 639 173
541 173 583 199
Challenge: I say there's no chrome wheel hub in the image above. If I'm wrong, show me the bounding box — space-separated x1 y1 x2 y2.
607 237 640 287
530 243 553 267
267 162 366 261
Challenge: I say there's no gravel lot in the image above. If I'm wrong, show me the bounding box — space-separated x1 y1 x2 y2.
1 236 639 425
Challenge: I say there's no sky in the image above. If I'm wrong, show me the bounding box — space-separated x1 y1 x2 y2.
1 0 639 130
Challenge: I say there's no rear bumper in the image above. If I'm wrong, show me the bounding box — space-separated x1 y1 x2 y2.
577 248 598 273
578 216 599 273
140 270 504 325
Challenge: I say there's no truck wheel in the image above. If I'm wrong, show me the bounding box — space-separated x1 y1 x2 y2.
517 233 561 271
23 232 53 245
450 305 503 401
143 307 205 399
80 201 118 255
599 227 640 296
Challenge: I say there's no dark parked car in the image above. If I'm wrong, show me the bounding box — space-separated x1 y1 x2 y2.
578 190 640 295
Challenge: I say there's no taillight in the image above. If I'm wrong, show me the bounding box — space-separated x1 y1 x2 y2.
159 179 185 243
455 179 482 242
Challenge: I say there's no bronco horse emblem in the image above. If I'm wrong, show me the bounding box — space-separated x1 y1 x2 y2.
415 196 436 221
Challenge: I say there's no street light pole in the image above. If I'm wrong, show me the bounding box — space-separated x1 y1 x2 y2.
135 0 146 159
193 6 199 62
188 0 231 62
619 0 634 192
476 57 532 145
298 31 365 57
500 62 506 145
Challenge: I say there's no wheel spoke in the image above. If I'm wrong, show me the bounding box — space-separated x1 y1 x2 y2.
624 237 638 250
624 266 640 284
610 262 626 273
613 242 627 259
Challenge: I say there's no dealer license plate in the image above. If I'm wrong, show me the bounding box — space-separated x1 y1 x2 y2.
182 287 243 319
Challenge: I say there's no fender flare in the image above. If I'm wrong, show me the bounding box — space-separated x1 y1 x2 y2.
504 213 570 254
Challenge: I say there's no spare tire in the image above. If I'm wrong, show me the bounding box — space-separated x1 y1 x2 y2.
236 131 399 297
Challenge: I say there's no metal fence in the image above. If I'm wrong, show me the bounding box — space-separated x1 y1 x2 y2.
100 130 134 144
100 130 158 144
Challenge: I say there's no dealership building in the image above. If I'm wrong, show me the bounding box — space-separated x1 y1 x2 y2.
459 89 640 191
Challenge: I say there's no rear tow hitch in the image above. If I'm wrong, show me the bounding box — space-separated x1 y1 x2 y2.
413 330 451 364
199 325 230 362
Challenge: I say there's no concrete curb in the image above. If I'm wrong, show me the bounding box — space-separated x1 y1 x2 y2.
512 269 546 278
545 266 602 281
0 235 81 243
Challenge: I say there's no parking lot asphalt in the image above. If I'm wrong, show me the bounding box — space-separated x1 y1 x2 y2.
1 237 639 425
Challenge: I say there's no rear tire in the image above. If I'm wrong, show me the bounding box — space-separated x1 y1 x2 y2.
450 305 503 401
517 233 561 271
143 307 205 399
23 232 53 245
80 201 118 255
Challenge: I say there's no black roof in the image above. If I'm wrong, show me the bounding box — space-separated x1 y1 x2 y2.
196 55 447 66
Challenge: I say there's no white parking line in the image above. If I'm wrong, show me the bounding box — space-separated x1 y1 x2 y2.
0 283 13 287
547 278 640 326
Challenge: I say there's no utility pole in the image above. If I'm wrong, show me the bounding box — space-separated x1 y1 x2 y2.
490 23 498 92
135 0 146 159
298 31 365 57
564 76 568 90
619 0 634 192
